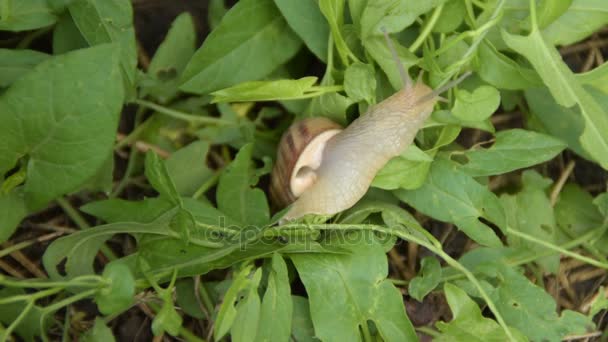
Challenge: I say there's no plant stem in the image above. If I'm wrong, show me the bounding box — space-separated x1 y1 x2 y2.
409 4 444 53
1 300 33 342
192 169 223 200
506 227 608 269
180 327 207 342
134 99 231 125
41 288 99 314
56 197 117 261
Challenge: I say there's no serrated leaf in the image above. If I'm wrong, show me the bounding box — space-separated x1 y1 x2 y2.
452 85 501 122
0 44 123 210
503 24 608 169
180 0 302 94
474 41 542 90
43 210 176 280
144 12 196 104
217 144 269 227
360 0 448 37
435 283 525 342
145 152 181 206
395 158 504 247
460 129 566 176
255 254 292 342
165 141 212 197
409 257 441 302
291 230 417 342
500 171 559 273
344 62 376 103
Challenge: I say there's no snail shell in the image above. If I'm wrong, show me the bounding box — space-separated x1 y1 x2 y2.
270 117 342 207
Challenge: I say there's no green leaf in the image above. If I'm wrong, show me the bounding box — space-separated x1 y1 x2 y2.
0 49 49 87
68 0 137 92
409 257 441 302
145 152 181 206
0 288 52 342
395 158 504 247
474 41 542 90
364 35 418 90
152 292 183 336
451 85 501 122
96 263 135 315
502 24 608 169
555 184 608 253
81 317 116 342
273 0 329 62
143 12 196 104
291 230 417 342
180 0 302 94
0 188 28 242
81 197 174 224
291 296 316 342
458 248 595 341
492 265 593 341
372 146 433 190
500 171 560 273
542 0 608 45
306 92 354 125
165 141 212 197
435 283 524 342
525 87 588 159
52 13 88 54
255 253 292 342
0 44 123 210
588 287 608 319
232 269 262 342
344 62 376 103
318 0 351 65
577 62 608 94
208 0 228 30
215 265 256 339
360 0 448 37
211 77 319 103
538 0 573 28
0 0 57 31
43 210 176 280
432 0 465 33
217 144 269 227
175 279 206 319
460 129 566 176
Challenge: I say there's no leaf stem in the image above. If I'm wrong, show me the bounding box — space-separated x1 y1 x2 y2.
409 4 444 53
134 99 231 125
192 169 223 199
506 227 608 269
1 300 33 342
56 197 117 261
528 0 538 30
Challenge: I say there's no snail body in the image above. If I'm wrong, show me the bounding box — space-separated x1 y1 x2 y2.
275 82 438 222
270 31 468 222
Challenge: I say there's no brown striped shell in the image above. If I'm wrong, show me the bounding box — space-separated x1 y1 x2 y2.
270 117 342 208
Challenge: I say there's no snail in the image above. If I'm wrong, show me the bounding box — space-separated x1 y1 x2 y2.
271 31 469 222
